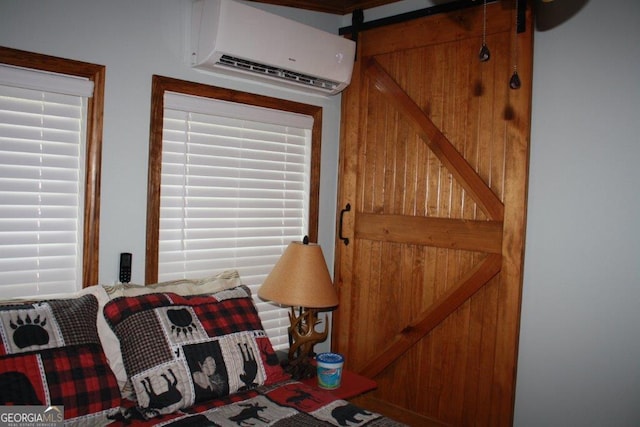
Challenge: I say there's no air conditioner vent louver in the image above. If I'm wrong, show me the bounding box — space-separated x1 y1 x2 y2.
218 55 340 92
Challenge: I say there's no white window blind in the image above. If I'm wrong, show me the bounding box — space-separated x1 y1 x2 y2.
0 65 93 298
159 91 314 350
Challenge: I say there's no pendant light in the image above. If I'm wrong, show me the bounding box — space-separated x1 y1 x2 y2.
478 0 490 62
510 0 522 89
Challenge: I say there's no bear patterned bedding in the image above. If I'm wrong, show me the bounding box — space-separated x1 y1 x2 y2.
107 380 403 426
0 279 406 426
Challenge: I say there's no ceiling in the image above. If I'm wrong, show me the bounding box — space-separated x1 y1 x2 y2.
246 0 403 15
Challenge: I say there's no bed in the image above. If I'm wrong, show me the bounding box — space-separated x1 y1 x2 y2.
0 271 405 426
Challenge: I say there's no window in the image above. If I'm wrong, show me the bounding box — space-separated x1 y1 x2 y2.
0 47 104 297
146 76 322 349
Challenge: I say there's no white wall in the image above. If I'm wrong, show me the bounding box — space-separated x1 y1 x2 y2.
0 0 342 287
515 0 640 425
2 0 640 425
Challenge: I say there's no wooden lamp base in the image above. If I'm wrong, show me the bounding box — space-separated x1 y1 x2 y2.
285 307 328 380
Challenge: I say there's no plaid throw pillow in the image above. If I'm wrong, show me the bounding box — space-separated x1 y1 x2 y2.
103 285 287 419
0 294 121 425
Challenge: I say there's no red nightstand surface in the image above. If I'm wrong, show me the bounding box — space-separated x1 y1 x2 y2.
300 368 377 400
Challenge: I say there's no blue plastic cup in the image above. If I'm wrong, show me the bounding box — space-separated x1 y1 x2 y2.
316 352 344 389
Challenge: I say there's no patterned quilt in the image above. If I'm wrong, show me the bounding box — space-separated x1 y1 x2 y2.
107 379 406 426
0 284 406 426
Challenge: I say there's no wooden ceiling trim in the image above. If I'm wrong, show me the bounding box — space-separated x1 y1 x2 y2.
246 0 401 15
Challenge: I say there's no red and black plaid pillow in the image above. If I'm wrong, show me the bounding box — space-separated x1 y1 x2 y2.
0 294 122 424
103 285 287 419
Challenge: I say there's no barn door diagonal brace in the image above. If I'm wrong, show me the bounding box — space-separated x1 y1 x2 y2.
365 58 505 221
358 253 502 378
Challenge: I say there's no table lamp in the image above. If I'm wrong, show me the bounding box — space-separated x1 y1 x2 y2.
258 237 339 379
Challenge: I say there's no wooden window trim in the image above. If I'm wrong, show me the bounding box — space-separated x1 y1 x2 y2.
145 75 323 283
0 46 105 287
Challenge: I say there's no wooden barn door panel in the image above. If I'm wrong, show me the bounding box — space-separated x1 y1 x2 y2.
333 3 533 426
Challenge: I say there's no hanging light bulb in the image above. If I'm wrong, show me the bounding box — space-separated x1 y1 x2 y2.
479 44 490 62
509 70 522 89
509 0 521 89
479 0 490 62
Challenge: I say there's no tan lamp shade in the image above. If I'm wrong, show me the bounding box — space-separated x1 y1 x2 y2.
258 241 338 308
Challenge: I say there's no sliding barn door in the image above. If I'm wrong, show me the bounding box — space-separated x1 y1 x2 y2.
333 2 533 426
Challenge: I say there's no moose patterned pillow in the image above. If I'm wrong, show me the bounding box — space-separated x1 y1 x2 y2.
0 294 122 425
103 285 287 418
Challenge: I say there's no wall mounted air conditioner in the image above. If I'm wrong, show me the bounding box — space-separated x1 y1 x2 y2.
190 0 356 96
